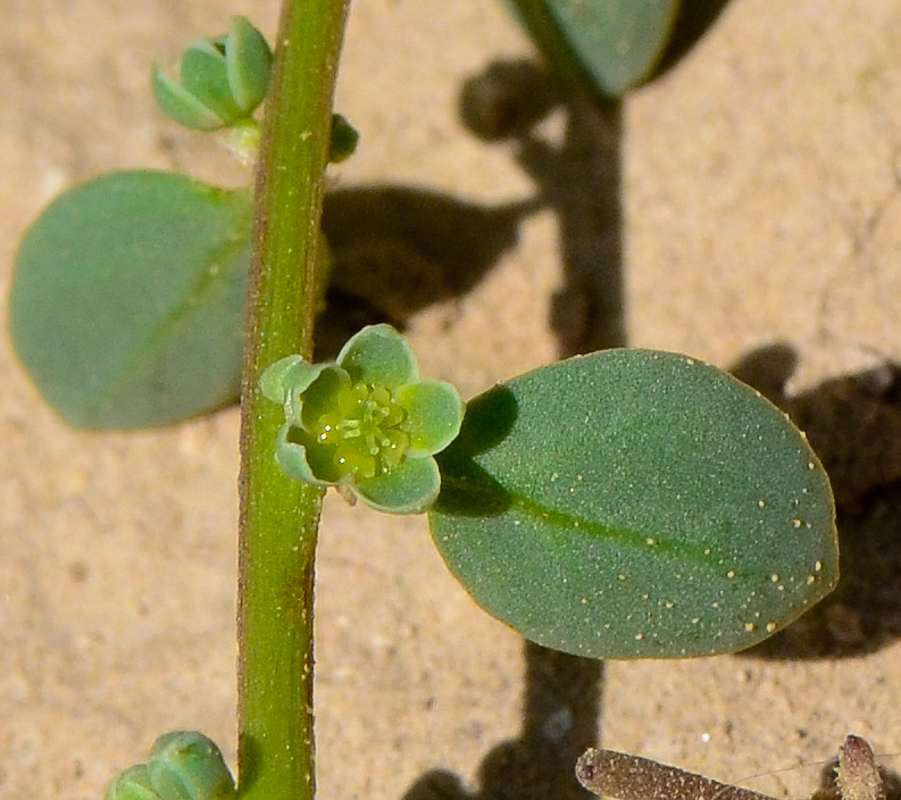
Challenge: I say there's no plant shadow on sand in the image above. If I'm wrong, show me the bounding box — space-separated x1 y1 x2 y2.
394 3 738 799
395 54 622 800
734 344 901 660
313 1 901 795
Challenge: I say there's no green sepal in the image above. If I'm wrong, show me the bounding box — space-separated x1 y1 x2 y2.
399 380 464 455
337 323 418 388
277 422 334 487
180 40 244 123
151 64 227 131
357 453 442 514
106 765 158 800
148 731 236 800
259 355 323 409
225 16 273 112
296 365 351 430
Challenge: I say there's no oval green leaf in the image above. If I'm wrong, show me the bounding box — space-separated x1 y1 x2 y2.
8 170 251 429
503 0 680 96
429 349 838 659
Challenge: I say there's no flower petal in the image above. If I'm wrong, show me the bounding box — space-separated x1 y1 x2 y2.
355 455 441 514
276 422 333 486
337 324 417 388
259 355 323 407
399 380 464 455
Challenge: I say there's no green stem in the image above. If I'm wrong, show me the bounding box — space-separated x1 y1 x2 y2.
236 2 348 799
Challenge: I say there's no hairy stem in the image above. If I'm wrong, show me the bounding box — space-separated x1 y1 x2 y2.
236 2 349 799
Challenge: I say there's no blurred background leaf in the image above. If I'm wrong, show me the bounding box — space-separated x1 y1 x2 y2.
501 0 681 96
8 170 251 429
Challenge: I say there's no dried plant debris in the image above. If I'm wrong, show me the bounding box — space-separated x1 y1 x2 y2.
575 746 775 800
837 735 886 800
576 735 891 800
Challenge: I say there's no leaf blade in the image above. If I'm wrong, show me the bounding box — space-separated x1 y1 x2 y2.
503 0 681 96
430 349 838 658
8 170 252 428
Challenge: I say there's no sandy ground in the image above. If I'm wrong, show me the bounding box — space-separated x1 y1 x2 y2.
3 1 901 798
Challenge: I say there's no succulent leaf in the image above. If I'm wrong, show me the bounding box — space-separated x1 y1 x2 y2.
502 0 680 97
430 349 838 658
8 170 251 429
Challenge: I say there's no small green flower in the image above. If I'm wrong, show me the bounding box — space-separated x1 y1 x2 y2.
105 732 236 800
261 325 464 514
106 765 158 800
151 16 272 131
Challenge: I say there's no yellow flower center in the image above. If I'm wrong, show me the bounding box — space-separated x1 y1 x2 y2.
311 382 410 481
